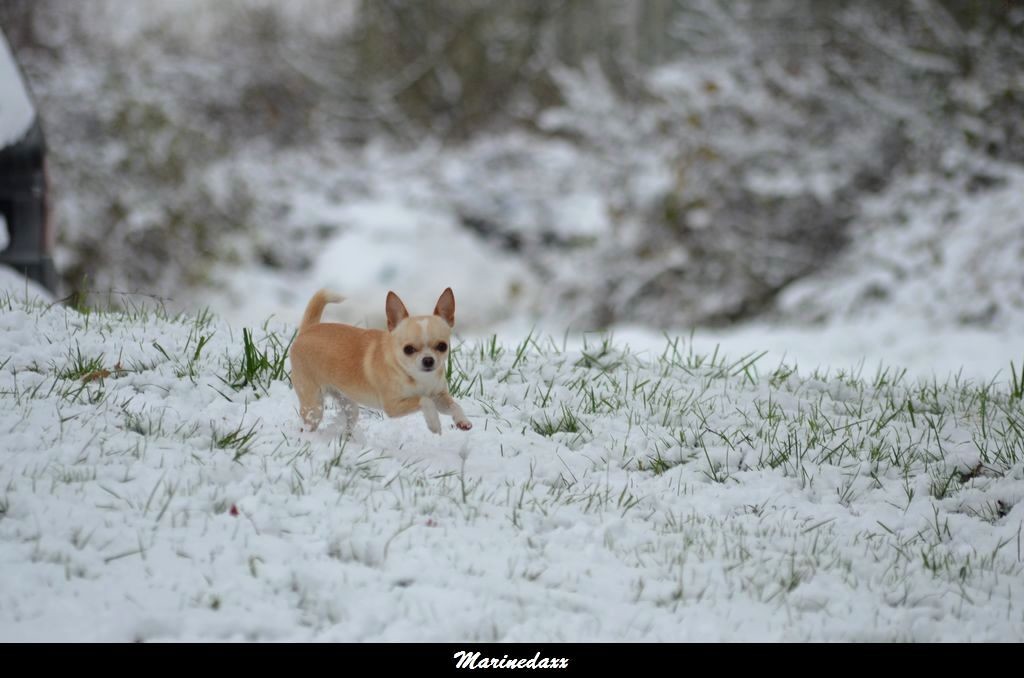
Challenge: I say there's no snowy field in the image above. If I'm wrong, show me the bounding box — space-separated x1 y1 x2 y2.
3 0 1024 643
1 287 1022 642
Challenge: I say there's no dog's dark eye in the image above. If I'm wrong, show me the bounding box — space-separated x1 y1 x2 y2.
436 342 448 353
404 345 416 355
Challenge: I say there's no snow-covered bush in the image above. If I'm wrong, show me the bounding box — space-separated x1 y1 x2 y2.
3 0 1022 329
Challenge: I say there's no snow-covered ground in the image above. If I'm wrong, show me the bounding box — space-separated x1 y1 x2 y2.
503 318 1024 391
1 292 1022 642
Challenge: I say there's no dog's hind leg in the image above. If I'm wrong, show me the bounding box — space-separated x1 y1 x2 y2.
292 371 324 431
330 390 360 437
322 387 360 438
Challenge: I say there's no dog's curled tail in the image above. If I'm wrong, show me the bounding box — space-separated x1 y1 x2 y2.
299 289 345 332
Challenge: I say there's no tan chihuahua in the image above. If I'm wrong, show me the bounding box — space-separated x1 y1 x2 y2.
289 287 472 435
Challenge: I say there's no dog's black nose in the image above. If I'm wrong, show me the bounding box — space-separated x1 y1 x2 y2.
422 356 435 369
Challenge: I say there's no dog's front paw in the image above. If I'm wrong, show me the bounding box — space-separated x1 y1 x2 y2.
455 420 472 431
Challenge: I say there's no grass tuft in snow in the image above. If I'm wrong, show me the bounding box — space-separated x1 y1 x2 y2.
1010 360 1024 403
56 344 106 381
222 327 293 397
213 419 260 461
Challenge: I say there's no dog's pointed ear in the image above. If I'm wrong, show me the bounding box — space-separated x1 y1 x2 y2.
386 291 409 331
434 287 455 327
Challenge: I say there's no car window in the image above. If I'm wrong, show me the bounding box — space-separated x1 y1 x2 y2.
0 30 36 149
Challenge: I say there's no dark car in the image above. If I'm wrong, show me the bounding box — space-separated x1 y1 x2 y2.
0 28 57 294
